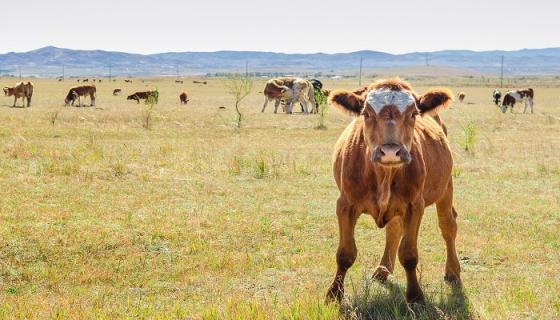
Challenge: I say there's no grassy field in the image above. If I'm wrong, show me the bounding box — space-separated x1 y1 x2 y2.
0 76 559 319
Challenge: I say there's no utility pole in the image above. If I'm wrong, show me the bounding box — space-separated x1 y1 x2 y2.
109 64 112 82
62 64 65 81
425 53 430 66
500 55 504 88
245 60 249 78
18 65 22 80
358 56 363 86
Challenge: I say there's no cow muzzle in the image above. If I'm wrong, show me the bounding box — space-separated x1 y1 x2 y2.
372 144 411 166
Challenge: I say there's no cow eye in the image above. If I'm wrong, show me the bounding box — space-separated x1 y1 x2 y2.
362 111 369 119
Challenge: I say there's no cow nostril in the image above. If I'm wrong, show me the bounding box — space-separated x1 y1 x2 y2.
395 149 401 156
379 148 386 156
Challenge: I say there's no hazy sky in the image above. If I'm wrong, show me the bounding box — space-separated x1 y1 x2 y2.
1 0 558 54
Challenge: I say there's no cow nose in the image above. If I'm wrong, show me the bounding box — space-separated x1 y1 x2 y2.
378 144 402 163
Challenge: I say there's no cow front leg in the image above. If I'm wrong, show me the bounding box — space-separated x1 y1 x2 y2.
373 216 403 282
12 97 17 107
326 198 358 303
398 199 425 303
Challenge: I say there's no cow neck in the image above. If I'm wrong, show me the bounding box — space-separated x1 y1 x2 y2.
372 163 401 227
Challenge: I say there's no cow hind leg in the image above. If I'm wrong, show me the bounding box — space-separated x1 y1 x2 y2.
435 182 461 286
373 216 403 282
261 97 269 112
326 198 359 303
273 99 281 114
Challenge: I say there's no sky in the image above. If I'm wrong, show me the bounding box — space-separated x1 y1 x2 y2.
1 0 559 54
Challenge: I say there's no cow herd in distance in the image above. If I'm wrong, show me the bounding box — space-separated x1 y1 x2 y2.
2 76 535 116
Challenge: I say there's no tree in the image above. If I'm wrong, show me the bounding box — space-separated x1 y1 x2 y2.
223 75 253 128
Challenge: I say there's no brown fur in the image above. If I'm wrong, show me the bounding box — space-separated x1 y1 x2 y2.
326 78 461 304
3 82 34 107
179 91 189 104
113 89 122 96
65 85 96 107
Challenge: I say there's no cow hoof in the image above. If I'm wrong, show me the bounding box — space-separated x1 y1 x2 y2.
325 284 344 304
444 274 462 287
406 290 425 304
372 266 391 283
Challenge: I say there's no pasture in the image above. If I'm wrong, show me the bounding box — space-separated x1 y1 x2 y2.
0 76 559 319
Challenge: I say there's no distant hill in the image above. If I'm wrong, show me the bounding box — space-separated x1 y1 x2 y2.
1 46 560 77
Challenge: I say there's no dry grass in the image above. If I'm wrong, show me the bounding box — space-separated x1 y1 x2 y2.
0 76 559 319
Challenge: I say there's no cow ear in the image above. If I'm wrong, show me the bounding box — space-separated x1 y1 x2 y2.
418 88 453 116
328 90 365 116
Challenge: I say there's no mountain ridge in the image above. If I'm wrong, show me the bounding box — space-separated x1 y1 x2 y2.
1 46 559 77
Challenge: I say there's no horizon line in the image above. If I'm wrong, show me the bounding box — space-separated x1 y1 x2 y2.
2 45 560 56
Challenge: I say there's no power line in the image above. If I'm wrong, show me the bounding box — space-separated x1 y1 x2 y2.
358 57 363 86
500 55 504 88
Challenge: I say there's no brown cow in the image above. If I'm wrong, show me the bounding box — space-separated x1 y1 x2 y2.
3 82 34 107
127 91 158 104
64 85 96 107
458 92 466 103
261 77 317 114
325 78 461 304
113 89 122 96
175 80 184 84
179 91 189 104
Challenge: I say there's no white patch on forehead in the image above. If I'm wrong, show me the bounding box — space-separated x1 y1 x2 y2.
366 88 415 113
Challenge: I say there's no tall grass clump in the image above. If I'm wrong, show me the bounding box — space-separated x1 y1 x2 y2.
461 120 477 152
314 88 328 130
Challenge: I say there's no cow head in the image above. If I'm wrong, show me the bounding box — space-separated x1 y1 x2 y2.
329 79 452 167
3 87 10 96
64 90 77 105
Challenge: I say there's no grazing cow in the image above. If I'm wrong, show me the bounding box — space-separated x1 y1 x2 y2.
310 79 323 90
3 82 34 107
193 80 207 85
124 79 132 83
127 91 158 104
261 77 317 114
175 80 184 84
458 92 466 103
325 78 461 304
179 91 189 104
82 79 89 83
493 89 501 105
501 88 534 113
113 89 122 96
64 85 96 107
77 79 81 83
